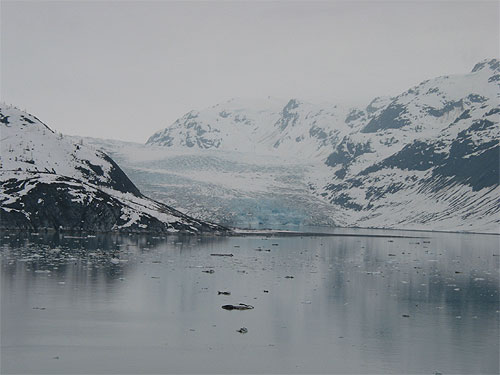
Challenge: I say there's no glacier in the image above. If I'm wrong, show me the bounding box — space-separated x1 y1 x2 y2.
3 59 497 233
78 59 499 233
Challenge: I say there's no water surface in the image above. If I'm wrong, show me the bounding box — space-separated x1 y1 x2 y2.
1 230 498 374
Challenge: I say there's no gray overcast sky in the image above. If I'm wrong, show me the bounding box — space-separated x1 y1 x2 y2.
1 1 498 142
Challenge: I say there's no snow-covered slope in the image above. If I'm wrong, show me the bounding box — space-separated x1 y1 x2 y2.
147 97 354 159
0 105 226 233
139 59 499 233
64 59 500 233
321 58 499 232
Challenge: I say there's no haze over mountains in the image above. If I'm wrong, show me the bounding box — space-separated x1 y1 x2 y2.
1 59 498 233
146 96 357 159
147 59 498 161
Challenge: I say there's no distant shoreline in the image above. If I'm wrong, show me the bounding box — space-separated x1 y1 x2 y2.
1 227 498 238
231 229 425 239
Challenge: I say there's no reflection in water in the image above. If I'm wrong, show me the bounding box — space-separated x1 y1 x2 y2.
1 230 499 374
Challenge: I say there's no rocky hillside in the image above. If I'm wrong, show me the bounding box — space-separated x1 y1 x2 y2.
320 58 499 232
0 105 226 234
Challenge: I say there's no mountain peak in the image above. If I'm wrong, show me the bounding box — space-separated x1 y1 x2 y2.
283 98 301 111
0 105 226 233
0 104 54 133
471 58 500 73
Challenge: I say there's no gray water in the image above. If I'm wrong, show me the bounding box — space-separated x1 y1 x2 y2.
1 230 499 374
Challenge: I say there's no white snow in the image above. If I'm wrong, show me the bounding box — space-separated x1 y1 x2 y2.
79 59 500 233
3 59 498 233
0 105 222 232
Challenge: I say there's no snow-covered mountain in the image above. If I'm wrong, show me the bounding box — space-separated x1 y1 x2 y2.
147 97 355 159
138 58 499 233
321 58 499 232
0 105 226 233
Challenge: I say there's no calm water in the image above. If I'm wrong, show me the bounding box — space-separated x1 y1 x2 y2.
1 230 499 374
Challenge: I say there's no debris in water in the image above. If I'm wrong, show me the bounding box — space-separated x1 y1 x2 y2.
222 303 254 310
218 291 231 295
402 314 410 318
33 307 46 310
210 253 233 257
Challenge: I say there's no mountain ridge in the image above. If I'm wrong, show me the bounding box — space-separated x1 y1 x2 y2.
0 104 227 234
141 58 500 233
3 58 497 233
